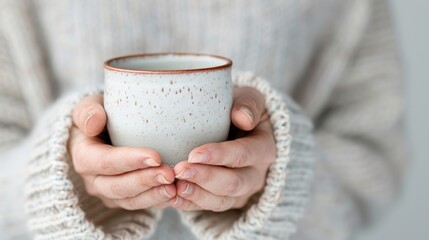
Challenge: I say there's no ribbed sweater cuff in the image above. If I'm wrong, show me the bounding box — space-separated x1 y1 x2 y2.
179 72 315 239
24 89 161 240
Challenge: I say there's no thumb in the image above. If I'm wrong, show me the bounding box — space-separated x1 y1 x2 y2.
72 94 107 137
231 87 266 131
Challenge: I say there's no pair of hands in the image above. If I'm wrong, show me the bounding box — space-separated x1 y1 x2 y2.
68 87 276 212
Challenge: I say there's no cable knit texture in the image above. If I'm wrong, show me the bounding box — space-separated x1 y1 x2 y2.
0 0 406 239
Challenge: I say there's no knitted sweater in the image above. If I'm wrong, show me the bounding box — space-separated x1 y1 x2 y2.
0 0 406 239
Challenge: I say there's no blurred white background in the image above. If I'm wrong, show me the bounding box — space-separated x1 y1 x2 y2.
359 0 429 239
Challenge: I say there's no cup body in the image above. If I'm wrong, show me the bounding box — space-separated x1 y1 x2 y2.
104 53 233 165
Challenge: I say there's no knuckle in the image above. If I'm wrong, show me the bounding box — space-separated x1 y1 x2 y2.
233 151 246 168
224 176 242 196
124 197 139 210
99 149 116 174
137 173 150 188
238 96 258 110
213 197 229 212
99 159 114 174
152 186 168 201
198 167 213 185
109 182 126 198
191 188 205 202
231 141 248 168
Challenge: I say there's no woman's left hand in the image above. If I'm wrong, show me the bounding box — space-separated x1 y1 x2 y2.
167 87 276 211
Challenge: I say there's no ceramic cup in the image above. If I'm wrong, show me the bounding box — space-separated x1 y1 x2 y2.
104 53 233 166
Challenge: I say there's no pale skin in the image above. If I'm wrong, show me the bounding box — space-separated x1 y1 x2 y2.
68 87 276 211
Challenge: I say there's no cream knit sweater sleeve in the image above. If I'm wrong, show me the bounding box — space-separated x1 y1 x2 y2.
24 72 314 240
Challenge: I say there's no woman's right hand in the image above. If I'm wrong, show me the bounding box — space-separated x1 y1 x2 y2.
68 95 176 210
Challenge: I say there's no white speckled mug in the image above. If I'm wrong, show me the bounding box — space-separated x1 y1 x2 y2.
104 53 233 166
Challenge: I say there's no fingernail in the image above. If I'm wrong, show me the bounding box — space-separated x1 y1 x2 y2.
144 158 160 167
84 111 96 133
239 107 254 124
156 175 170 184
189 152 207 163
160 186 173 198
181 183 193 196
173 196 182 205
175 168 194 179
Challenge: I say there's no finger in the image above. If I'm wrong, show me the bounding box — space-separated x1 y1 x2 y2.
175 180 236 212
70 127 162 175
114 184 176 210
231 87 266 131
170 196 202 211
188 120 275 168
174 162 261 197
92 164 175 199
72 95 107 137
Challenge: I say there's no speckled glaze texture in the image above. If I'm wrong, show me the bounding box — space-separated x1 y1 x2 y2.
104 57 232 166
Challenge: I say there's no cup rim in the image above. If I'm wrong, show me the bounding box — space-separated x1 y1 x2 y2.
104 52 233 74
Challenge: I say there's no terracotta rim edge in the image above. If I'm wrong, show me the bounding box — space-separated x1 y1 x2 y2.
104 52 233 74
